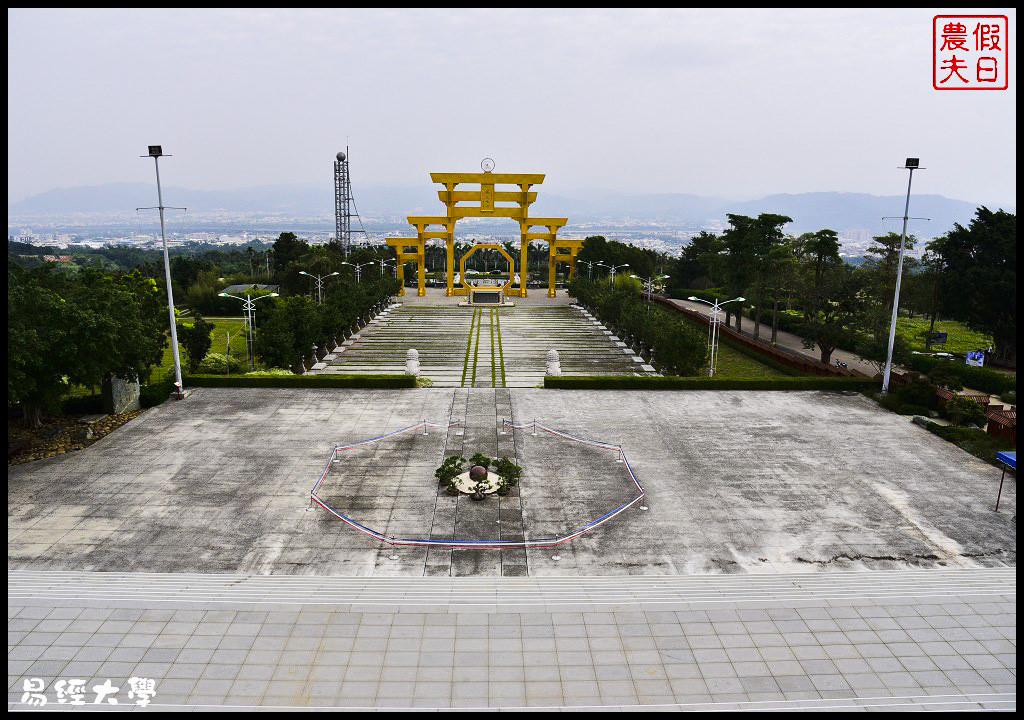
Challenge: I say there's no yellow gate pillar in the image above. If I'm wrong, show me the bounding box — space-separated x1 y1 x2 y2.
519 236 529 298
395 259 406 296
547 243 557 298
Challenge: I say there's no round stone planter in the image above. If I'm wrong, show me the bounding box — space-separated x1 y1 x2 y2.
452 469 500 495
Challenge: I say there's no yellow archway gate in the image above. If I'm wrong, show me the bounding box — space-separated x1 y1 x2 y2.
386 165 581 298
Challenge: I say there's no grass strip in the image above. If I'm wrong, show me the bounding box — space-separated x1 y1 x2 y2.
490 308 497 387
496 307 506 387
460 307 476 387
471 308 482 387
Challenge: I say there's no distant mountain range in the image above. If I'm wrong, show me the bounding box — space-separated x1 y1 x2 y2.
8 182 1014 237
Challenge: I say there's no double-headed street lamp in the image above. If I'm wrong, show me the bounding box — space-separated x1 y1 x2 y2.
341 261 374 283
578 260 597 280
688 295 745 377
218 291 279 371
595 262 629 283
379 259 396 277
298 270 339 304
632 274 670 304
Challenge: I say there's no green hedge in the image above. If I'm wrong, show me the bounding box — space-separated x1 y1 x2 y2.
544 376 879 391
925 422 1015 466
184 373 416 389
904 355 1016 396
61 393 104 414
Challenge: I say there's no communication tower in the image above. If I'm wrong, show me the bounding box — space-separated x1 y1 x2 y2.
334 148 354 256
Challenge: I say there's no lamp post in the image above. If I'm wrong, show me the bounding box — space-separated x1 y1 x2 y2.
379 259 396 277
139 145 185 398
579 260 597 280
218 291 279 371
688 295 745 377
595 262 629 284
341 261 374 283
632 274 670 304
298 270 339 304
881 158 924 395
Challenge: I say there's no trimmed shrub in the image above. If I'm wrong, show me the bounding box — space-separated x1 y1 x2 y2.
184 373 416 389
61 393 104 415
895 374 938 409
544 376 878 391
140 379 174 408
926 422 1015 466
904 355 1015 395
943 394 987 427
999 390 1016 405
197 352 244 375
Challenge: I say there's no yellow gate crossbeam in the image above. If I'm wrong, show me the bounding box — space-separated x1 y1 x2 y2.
438 190 538 204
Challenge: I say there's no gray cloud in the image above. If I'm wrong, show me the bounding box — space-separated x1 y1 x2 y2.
7 8 1016 206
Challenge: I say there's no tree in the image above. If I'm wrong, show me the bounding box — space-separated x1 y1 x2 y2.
8 265 167 426
930 208 1016 362
719 213 792 332
176 313 215 373
270 232 310 283
672 231 723 289
794 236 862 365
756 240 799 345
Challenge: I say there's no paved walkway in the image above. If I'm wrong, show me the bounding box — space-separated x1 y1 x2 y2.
8 568 1015 711
665 298 882 376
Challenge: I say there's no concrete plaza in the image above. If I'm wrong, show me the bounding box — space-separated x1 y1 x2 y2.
8 388 1015 576
8 386 1016 710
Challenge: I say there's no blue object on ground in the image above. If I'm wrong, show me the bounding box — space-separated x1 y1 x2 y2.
995 451 1015 470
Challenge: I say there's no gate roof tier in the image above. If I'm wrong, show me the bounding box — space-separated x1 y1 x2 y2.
429 172 546 186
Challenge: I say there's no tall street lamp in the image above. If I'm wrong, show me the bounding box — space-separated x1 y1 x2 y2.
578 260 597 280
298 270 339 304
139 145 186 398
881 158 924 395
379 259 396 277
218 291 279 371
595 262 629 284
688 295 745 377
341 261 374 283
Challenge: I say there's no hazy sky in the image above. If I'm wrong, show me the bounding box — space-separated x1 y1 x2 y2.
7 8 1017 205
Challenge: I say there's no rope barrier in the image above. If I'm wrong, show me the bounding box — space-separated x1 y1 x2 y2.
311 419 644 549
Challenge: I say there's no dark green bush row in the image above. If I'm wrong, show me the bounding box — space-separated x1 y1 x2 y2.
925 422 1015 467
875 393 929 416
61 394 104 414
544 376 879 391
569 278 708 376
184 374 416 389
903 355 1016 396
141 377 175 408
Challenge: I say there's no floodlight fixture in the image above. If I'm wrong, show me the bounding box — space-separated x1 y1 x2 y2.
904 158 919 168
148 145 163 157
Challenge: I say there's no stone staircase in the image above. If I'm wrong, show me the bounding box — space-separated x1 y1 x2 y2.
312 303 656 387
